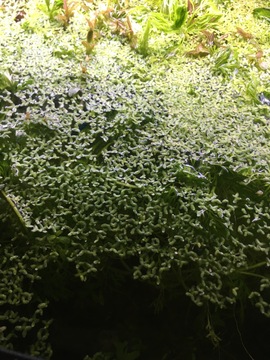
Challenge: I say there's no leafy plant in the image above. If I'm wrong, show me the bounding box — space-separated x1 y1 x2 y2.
138 18 151 56
171 5 187 30
185 41 210 57
236 26 253 40
0 186 27 231
38 0 63 21
247 48 268 71
0 71 33 120
253 7 270 23
212 47 241 77
107 8 138 48
55 0 78 27
245 76 263 104
185 0 221 34
137 0 221 56
1 1 270 359
186 30 228 57
82 18 98 54
0 71 19 93
161 0 176 17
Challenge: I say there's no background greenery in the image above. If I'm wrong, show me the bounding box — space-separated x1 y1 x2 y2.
0 0 270 359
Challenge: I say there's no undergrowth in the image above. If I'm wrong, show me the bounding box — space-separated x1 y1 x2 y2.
0 0 270 359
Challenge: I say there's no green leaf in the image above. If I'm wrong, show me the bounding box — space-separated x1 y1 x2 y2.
138 19 151 56
253 7 270 22
171 6 187 30
0 72 17 92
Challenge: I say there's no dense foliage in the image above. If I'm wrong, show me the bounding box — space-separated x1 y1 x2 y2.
0 0 270 359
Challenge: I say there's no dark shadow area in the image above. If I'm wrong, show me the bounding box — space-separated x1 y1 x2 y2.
38 258 270 360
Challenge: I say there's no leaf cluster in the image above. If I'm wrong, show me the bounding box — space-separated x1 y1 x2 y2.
38 0 63 21
136 0 221 55
0 1 270 358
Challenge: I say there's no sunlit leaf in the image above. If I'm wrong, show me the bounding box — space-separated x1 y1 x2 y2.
253 7 270 22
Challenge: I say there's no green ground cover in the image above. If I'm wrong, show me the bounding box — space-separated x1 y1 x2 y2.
0 0 270 359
